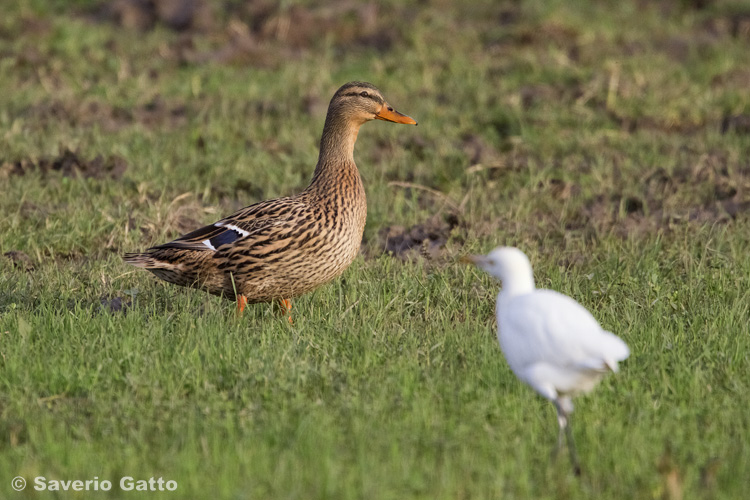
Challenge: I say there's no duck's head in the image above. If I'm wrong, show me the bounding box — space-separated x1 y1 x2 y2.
328 81 417 127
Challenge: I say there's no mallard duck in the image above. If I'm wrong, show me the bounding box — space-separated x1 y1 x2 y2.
124 81 417 321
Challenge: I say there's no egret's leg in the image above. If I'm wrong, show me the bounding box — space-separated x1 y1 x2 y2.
554 400 581 476
555 407 566 456
564 416 582 477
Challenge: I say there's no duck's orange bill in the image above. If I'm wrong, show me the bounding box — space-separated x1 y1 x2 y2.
375 104 418 125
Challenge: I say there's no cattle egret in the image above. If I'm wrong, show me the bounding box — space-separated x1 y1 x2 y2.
465 247 629 475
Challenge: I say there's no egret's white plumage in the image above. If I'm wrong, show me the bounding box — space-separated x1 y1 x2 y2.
467 246 629 475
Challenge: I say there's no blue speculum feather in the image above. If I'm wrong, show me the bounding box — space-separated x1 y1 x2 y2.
210 230 242 248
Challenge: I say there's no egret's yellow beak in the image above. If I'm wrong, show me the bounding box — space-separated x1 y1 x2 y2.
460 254 485 266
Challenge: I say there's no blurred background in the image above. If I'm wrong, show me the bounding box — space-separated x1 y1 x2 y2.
3 1 748 262
1 1 749 498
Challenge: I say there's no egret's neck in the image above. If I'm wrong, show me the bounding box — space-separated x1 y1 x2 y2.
499 266 535 300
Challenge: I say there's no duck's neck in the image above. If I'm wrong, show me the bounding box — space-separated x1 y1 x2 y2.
308 111 363 193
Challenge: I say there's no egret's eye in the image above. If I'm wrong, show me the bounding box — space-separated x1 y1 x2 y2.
360 91 369 98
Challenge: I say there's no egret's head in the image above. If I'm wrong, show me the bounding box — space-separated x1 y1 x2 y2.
462 247 533 285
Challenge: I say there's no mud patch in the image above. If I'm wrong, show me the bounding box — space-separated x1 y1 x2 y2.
1 148 128 180
93 1 407 66
721 114 750 135
572 154 750 237
702 11 750 41
23 97 189 132
242 3 399 52
99 294 132 314
3 251 35 272
160 20 285 67
94 0 215 31
371 213 465 261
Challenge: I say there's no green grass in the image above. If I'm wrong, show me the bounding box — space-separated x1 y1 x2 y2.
2 0 750 498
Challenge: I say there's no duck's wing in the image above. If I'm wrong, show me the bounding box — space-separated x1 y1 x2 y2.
147 196 308 253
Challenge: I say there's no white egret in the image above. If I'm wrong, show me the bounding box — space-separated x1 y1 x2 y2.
465 247 629 475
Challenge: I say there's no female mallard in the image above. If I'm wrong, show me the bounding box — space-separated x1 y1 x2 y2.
124 82 417 321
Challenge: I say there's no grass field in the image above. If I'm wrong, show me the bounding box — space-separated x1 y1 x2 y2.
2 0 750 498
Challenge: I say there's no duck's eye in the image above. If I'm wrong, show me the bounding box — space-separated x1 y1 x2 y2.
360 91 369 98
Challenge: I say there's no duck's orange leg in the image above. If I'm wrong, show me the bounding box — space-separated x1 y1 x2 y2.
278 298 293 324
236 294 248 315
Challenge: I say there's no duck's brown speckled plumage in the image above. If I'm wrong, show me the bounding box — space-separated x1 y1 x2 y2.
124 82 416 313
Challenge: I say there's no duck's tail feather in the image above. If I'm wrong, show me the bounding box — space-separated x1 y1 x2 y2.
123 252 171 269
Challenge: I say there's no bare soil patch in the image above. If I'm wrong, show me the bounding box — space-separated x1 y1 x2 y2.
573 152 750 237
23 97 189 132
369 213 465 262
94 0 215 31
1 148 128 180
91 0 408 66
721 114 750 135
3 251 35 272
99 294 132 314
